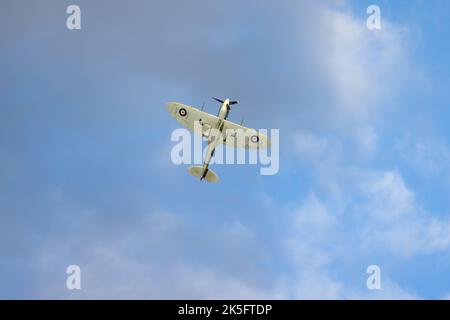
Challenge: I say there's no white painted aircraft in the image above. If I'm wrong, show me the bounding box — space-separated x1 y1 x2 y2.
166 98 271 183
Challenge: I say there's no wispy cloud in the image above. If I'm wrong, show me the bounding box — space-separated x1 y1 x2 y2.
1 0 450 299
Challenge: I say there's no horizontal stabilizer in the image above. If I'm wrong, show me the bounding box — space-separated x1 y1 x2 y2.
188 166 219 183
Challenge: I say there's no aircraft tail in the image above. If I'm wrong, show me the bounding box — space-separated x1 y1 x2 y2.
188 166 219 183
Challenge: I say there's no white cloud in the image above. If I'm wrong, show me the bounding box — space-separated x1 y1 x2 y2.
350 281 419 300
284 192 422 299
358 171 450 257
360 171 416 222
293 194 337 236
286 193 344 299
397 135 450 178
288 1 450 259
33 211 285 299
280 2 450 298
32 168 450 299
289 271 344 300
290 3 410 154
293 133 335 165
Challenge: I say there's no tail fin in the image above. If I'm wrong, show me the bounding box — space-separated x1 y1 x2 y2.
188 166 220 183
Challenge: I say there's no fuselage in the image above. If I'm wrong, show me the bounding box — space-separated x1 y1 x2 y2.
217 99 230 120
201 99 231 179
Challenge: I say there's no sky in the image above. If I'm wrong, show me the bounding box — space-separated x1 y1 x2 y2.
1 0 450 299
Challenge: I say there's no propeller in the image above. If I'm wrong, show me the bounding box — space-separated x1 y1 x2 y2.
212 97 239 107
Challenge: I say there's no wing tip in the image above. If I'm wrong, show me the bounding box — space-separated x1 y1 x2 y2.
166 102 177 115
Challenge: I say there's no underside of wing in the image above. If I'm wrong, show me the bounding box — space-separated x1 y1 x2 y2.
221 120 271 149
167 102 271 148
166 102 220 134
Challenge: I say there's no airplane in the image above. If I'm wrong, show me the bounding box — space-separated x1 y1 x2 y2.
166 98 271 183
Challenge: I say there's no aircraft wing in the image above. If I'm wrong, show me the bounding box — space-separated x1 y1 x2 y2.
221 120 271 149
166 102 220 132
166 101 271 149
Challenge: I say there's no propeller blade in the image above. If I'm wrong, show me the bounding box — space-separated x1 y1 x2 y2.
213 97 224 104
230 100 239 105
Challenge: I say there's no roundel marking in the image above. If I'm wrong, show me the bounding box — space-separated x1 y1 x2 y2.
178 107 188 118
250 135 259 143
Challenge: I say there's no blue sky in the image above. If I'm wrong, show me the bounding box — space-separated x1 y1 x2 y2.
1 0 450 299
